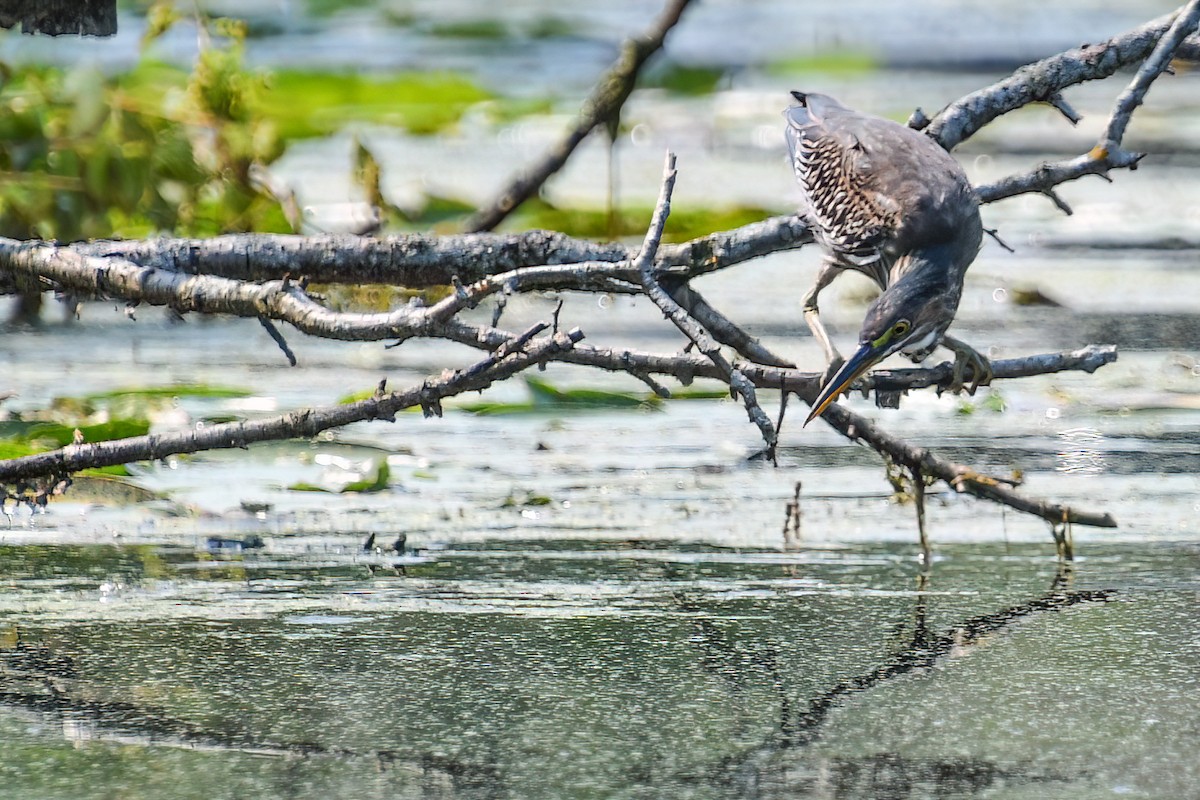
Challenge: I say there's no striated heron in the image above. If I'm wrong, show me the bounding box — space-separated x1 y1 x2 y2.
785 91 993 426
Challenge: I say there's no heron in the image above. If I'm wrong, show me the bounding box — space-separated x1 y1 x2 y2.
785 91 992 427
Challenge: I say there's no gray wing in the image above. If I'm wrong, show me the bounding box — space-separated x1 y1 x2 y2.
785 94 898 280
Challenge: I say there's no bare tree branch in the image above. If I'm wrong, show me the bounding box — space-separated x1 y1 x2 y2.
1100 0 1200 154
435 315 1120 527
462 0 696 232
63 215 814 289
924 8 1197 150
817 399 1118 528
633 153 778 456
0 325 584 485
975 2 1200 209
0 0 116 36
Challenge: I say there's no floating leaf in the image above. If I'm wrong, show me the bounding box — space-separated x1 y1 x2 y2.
23 418 151 448
68 475 161 504
509 199 775 243
502 491 553 508
766 50 878 78
288 459 391 493
526 377 657 409
644 63 726 96
82 384 252 402
340 460 391 493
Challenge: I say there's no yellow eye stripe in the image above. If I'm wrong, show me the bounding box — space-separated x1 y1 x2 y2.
870 320 910 349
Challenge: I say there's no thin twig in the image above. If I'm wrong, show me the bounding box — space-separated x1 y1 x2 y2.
634 152 778 460
462 0 696 232
1099 0 1200 155
257 316 298 366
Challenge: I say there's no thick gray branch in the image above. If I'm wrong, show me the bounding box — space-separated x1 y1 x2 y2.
976 3 1200 210
925 9 1197 150
65 215 814 289
0 0 116 36
0 239 433 343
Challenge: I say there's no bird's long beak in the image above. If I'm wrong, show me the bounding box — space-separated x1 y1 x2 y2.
804 342 883 426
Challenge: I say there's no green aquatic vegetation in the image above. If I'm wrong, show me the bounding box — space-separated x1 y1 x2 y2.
289 459 391 493
458 377 659 415
957 390 1007 416
69 474 161 503
259 70 492 137
457 378 732 416
766 50 878 78
501 490 553 508
21 419 152 449
82 384 253 402
427 19 510 40
524 17 580 39
0 11 290 251
526 377 657 409
644 63 727 96
508 199 777 243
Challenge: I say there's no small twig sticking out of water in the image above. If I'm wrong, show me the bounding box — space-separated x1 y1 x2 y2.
913 466 931 572
551 297 564 335
984 227 1015 253
1053 506 1075 561
781 481 802 551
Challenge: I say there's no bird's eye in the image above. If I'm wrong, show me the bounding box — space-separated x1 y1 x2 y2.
893 320 911 337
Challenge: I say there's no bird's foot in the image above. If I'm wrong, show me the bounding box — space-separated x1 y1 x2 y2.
943 339 993 396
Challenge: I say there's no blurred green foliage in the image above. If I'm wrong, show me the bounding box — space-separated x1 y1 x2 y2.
766 50 878 79
261 70 492 139
0 7 289 243
644 63 727 96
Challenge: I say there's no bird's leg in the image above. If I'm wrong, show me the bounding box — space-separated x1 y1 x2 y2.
803 260 844 383
941 335 993 396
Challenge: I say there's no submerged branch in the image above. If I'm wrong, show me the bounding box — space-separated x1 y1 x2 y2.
819 398 1117 527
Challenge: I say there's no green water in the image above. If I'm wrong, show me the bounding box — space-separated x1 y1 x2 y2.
2 540 1197 799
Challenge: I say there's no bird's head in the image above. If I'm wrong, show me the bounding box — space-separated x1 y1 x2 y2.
804 259 958 426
